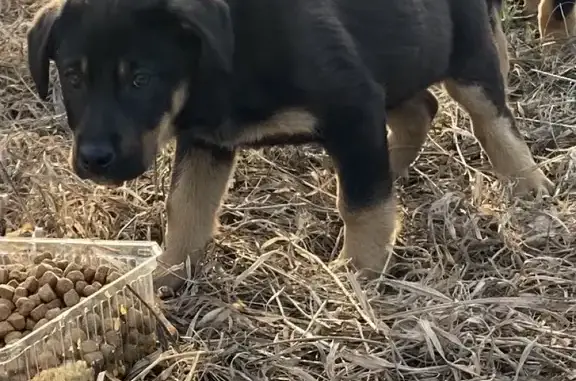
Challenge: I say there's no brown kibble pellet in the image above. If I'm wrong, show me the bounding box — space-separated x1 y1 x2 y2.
0 285 15 300
29 293 41 306
30 303 49 321
45 337 64 356
92 281 102 291
80 339 99 353
0 268 8 284
16 297 35 316
33 252 53 265
127 328 140 345
0 305 11 321
69 327 87 343
12 287 28 303
140 315 154 334
102 317 119 332
0 321 15 338
44 308 61 321
56 277 74 297
25 318 35 331
100 343 115 360
94 266 110 285
4 330 22 344
83 268 96 283
83 350 104 366
39 271 58 289
75 280 88 294
105 271 122 284
52 268 64 277
123 343 139 363
37 352 59 370
83 285 97 297
63 289 80 307
37 284 57 303
7 279 18 288
64 262 82 276
104 330 121 347
46 298 62 309
126 307 143 328
34 318 49 330
84 312 102 332
55 260 69 271
41 259 58 268
6 264 24 273
9 270 27 283
7 313 25 330
67 270 85 283
21 276 38 293
34 263 52 279
0 299 14 312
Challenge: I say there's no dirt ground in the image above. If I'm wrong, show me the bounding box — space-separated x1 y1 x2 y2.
1 0 575 380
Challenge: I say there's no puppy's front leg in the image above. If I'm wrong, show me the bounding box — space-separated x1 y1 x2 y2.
322 92 399 278
153 140 236 293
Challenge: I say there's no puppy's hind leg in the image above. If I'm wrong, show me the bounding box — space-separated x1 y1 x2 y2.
444 32 553 196
153 141 236 294
387 90 438 179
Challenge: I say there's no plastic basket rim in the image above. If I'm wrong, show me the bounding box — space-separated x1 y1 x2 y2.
0 237 162 364
0 237 163 252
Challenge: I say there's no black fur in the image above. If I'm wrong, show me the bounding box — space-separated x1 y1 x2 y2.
27 0 507 211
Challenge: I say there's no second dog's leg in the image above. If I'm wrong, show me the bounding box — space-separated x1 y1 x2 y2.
538 0 576 41
153 141 236 292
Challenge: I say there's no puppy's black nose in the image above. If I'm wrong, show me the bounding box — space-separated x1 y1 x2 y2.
78 143 115 171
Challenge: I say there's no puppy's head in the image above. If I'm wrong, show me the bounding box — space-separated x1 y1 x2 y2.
27 0 233 184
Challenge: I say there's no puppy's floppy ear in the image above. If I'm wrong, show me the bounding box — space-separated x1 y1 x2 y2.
27 2 61 100
167 0 234 74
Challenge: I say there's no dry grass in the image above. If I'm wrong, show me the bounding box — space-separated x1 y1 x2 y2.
1 1 576 380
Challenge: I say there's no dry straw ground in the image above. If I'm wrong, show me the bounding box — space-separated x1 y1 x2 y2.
1 0 576 380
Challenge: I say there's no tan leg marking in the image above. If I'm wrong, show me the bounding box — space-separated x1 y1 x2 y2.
491 10 510 88
337 184 399 278
443 81 553 196
387 91 437 178
153 145 236 291
140 82 188 164
198 108 319 148
538 0 576 42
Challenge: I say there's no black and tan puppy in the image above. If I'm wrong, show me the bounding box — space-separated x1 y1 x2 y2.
27 0 554 291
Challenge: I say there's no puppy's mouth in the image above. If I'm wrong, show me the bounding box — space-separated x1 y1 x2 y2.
70 154 146 187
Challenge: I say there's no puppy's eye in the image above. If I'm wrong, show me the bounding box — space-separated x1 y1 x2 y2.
132 72 151 88
64 70 82 88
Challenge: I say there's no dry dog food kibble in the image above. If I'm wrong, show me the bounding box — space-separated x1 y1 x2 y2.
0 251 157 379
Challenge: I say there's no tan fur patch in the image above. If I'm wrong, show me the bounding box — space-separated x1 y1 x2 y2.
154 146 236 288
443 80 553 195
206 108 319 148
141 82 189 165
387 94 435 177
337 189 399 277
